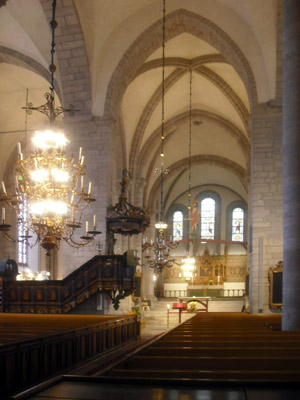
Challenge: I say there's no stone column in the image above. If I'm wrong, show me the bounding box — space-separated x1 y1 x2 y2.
249 102 283 313
249 3 283 314
282 0 300 330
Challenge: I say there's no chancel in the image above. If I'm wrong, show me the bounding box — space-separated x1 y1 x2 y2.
1 0 300 399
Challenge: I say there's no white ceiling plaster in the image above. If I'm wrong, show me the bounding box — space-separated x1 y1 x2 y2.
0 0 277 227
0 0 52 71
142 72 247 150
0 64 60 181
162 165 248 212
121 66 175 165
205 63 250 111
146 33 219 61
73 0 277 115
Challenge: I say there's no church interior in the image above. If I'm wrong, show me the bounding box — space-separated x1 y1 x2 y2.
1 0 300 399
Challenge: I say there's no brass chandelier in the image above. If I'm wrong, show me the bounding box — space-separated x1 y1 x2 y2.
0 0 100 254
107 169 150 236
142 0 178 272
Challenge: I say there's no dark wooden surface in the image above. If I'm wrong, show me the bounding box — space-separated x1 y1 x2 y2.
0 314 139 399
2 255 136 313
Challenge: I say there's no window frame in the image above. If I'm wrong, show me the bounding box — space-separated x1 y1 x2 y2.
226 201 248 242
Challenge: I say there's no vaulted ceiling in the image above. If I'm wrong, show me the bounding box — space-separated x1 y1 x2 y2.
0 0 278 215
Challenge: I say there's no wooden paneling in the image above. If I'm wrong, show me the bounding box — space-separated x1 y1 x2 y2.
2 255 136 313
0 315 139 399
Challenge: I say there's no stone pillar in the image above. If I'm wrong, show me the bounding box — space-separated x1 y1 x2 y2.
58 116 115 277
282 0 300 330
249 102 283 313
249 3 283 314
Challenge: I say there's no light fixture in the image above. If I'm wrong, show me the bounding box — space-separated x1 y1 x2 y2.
107 169 150 236
181 70 196 279
142 0 178 272
0 0 100 255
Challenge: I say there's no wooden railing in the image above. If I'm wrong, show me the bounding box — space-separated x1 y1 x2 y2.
1 254 137 313
0 315 139 399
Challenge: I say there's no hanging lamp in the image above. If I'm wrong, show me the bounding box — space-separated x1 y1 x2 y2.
0 0 100 255
181 70 196 280
142 0 178 273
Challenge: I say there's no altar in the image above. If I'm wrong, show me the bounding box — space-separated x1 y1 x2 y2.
177 296 211 312
172 296 211 322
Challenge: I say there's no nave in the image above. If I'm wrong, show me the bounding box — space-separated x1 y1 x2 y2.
13 313 300 400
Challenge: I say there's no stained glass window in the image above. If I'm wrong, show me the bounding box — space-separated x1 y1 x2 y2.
201 198 215 239
18 197 27 265
232 207 244 242
173 211 183 241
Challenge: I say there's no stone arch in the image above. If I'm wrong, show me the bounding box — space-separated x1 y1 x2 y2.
104 8 257 120
0 46 61 100
139 109 250 204
129 66 249 177
146 154 248 209
39 0 92 118
138 54 227 75
129 67 185 175
169 184 247 207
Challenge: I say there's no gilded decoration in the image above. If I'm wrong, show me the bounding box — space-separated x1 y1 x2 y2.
163 247 247 285
269 261 283 309
194 247 227 285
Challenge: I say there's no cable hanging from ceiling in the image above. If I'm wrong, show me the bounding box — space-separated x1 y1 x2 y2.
181 69 197 281
142 0 179 273
0 0 101 256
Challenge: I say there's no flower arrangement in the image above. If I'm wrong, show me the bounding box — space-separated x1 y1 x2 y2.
188 301 197 312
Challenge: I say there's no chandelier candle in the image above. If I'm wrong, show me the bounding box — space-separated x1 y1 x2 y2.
0 0 100 254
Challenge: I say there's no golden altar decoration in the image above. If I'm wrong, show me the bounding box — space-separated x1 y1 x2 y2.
194 247 227 285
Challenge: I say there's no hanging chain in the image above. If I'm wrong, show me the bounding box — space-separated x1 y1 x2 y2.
188 69 192 213
22 0 77 124
159 0 166 222
49 0 57 95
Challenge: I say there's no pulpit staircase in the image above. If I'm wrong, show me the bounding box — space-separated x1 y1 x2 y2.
1 254 137 314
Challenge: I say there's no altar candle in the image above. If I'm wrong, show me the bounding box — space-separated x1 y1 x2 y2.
85 221 88 234
1 207 5 222
17 142 21 156
15 176 18 191
81 175 84 191
88 182 92 195
80 155 84 165
79 147 82 162
93 214 96 229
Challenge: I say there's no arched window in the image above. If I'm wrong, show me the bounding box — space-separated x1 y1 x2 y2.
173 211 183 241
201 198 215 239
232 207 244 242
17 197 28 265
